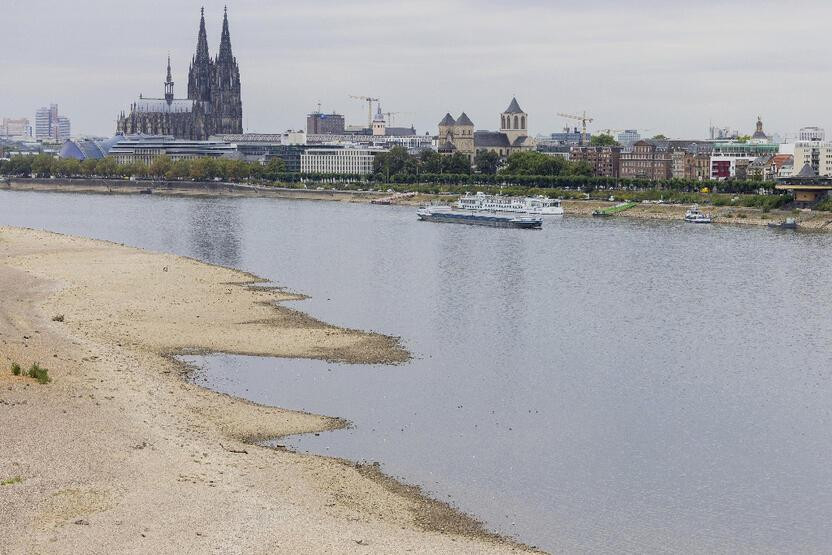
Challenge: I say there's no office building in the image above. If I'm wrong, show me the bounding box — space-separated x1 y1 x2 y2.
0 118 31 139
108 135 237 165
799 126 825 142
307 112 345 135
793 141 832 177
616 129 640 148
300 145 386 175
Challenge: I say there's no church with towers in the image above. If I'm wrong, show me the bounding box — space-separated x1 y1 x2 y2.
116 8 243 140
437 98 535 162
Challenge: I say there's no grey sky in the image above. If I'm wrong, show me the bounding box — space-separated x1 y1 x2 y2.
3 0 830 139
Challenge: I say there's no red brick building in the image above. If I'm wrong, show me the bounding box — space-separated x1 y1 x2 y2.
569 146 621 177
619 140 672 180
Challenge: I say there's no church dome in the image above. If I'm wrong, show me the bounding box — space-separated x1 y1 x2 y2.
752 116 768 140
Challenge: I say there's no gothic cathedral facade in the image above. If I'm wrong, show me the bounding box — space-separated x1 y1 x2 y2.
116 8 242 140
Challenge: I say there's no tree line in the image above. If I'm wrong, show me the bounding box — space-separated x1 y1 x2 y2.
0 150 784 196
0 154 285 182
372 147 594 178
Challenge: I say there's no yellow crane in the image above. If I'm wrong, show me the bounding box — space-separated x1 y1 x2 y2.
349 95 380 127
557 111 595 145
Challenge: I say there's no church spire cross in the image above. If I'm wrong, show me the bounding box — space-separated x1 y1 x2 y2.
195 7 210 62
217 6 234 62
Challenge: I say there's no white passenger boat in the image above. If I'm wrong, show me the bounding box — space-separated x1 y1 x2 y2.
456 192 564 215
684 204 712 224
417 206 542 229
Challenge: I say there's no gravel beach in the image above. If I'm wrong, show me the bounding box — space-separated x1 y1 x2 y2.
0 226 530 554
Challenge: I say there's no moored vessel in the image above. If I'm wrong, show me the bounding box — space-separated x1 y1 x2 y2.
768 217 798 229
684 204 712 224
456 192 563 215
417 206 542 229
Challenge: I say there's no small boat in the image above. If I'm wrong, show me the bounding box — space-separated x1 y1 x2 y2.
592 209 612 217
139 188 153 195
768 217 798 230
417 206 542 229
684 204 712 224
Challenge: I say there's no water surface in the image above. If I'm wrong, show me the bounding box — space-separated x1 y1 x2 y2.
3 189 832 552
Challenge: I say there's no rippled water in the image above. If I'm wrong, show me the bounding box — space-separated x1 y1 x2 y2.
3 189 832 552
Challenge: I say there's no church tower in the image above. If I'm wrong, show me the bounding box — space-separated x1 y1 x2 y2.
372 105 386 136
212 6 243 134
453 112 475 158
164 55 174 103
501 97 528 145
187 8 214 104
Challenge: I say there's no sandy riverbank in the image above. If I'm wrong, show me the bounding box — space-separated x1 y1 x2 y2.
561 200 832 230
0 226 531 553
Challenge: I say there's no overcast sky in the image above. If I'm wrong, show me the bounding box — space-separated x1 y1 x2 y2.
3 0 831 139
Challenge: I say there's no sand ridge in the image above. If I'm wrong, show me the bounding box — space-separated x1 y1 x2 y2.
0 226 531 554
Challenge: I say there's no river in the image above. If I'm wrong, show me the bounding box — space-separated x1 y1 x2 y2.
3 189 832 552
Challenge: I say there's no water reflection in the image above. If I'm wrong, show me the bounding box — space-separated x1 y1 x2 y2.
186 199 242 267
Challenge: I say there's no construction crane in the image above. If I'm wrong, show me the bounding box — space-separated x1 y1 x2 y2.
382 111 413 127
557 111 594 145
349 95 380 127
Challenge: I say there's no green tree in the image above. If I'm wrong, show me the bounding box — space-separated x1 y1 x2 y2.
419 150 442 174
373 146 415 178
441 152 472 174
736 135 752 143
123 161 148 178
652 134 668 140
31 154 55 177
80 158 98 176
189 157 217 181
149 155 173 179
501 151 565 176
55 158 81 177
96 157 119 177
262 157 286 180
474 150 500 174
590 134 619 147
167 159 191 180
6 155 33 176
569 160 593 177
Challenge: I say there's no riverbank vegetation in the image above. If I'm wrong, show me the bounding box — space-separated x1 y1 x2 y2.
0 150 795 208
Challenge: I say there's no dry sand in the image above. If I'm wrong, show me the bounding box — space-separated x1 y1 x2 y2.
0 226 531 554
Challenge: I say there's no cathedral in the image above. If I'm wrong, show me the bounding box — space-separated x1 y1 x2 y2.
116 8 243 140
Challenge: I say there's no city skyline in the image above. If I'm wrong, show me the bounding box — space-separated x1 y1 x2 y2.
3 0 832 139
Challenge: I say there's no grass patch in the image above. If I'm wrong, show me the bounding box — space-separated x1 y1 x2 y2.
1 476 22 486
27 363 51 384
11 362 21 376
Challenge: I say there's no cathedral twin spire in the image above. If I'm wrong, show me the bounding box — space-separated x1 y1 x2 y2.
217 6 234 63
118 7 242 140
194 7 211 63
185 6 237 103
